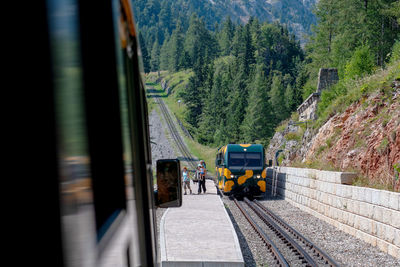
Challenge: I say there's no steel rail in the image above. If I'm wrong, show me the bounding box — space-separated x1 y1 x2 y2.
253 200 340 267
244 197 318 267
156 97 197 170
232 197 289 267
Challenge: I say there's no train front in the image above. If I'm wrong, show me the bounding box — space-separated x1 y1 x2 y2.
223 144 267 197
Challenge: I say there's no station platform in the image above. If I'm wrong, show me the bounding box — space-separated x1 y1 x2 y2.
159 179 244 267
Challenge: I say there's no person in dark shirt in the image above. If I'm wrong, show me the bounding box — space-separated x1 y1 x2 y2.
197 163 206 194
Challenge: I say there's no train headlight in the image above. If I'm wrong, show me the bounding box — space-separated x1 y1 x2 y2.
231 174 234 178
256 175 261 178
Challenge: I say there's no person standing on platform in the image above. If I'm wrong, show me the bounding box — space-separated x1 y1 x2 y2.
182 167 192 195
198 163 206 194
200 160 206 170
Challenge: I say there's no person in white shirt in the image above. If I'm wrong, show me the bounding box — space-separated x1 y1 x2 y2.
182 166 192 195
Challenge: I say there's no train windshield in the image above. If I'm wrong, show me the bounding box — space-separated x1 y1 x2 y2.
228 152 262 167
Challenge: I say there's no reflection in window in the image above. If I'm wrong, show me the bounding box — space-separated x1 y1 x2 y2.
113 0 134 192
47 0 91 202
47 0 95 263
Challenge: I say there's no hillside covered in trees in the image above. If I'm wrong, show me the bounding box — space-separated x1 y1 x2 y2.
137 0 400 154
132 0 317 50
148 15 305 147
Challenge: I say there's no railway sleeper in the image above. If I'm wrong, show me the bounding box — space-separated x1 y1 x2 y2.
244 198 318 267
233 198 289 267
253 200 340 267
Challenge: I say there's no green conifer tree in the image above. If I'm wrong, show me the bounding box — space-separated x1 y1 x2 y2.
168 22 184 72
218 16 235 56
159 34 170 70
241 64 274 144
269 72 288 123
138 31 150 73
150 39 160 71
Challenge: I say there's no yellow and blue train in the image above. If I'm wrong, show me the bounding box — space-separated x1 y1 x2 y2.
215 144 267 196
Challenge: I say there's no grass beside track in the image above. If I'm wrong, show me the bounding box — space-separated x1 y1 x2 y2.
145 71 218 174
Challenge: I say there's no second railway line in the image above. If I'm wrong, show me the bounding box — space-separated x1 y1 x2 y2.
155 97 197 170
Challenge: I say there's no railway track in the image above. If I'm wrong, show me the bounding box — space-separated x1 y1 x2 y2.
233 197 339 267
155 97 197 170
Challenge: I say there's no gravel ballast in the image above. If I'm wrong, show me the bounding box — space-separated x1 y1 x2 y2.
149 108 177 170
222 194 400 267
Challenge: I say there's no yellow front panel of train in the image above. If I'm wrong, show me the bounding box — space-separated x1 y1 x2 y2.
224 180 235 192
238 170 253 185
257 180 266 192
224 168 231 179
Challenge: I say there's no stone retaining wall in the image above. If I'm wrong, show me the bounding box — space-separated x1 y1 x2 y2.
266 167 400 258
297 92 320 121
297 68 339 121
317 68 339 93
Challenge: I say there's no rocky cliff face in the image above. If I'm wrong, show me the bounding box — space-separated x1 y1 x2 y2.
266 79 400 190
307 89 400 185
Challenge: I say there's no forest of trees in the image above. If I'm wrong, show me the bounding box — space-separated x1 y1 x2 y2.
304 0 400 93
145 15 305 146
183 17 305 146
135 0 400 147
131 0 317 52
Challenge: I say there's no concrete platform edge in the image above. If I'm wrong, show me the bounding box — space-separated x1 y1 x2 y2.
217 195 244 264
161 261 244 267
160 208 170 263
